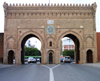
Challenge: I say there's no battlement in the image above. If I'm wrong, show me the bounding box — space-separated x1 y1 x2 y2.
3 2 97 18
4 2 96 7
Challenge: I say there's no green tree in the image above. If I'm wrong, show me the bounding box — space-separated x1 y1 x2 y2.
25 47 41 56
62 50 74 59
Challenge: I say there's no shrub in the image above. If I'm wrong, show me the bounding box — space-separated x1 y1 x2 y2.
63 50 74 59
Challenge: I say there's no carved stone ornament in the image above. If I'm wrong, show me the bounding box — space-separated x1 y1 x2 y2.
46 26 55 34
3 2 8 16
93 2 97 12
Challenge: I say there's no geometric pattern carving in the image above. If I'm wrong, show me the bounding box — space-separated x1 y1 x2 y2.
7 38 15 48
86 37 93 48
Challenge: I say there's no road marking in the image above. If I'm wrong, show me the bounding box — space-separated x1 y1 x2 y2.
42 64 60 81
52 64 60 69
50 68 54 81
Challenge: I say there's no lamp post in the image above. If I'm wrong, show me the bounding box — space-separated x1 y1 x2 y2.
68 39 70 50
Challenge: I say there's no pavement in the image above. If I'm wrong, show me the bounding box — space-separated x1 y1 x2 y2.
0 63 15 69
84 63 100 68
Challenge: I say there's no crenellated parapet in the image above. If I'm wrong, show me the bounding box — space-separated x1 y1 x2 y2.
5 2 94 7
3 2 97 19
3 2 8 16
92 2 97 16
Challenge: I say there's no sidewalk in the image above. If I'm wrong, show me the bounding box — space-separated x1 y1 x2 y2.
84 63 100 68
0 63 15 69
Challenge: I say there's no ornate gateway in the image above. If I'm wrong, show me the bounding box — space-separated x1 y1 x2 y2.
3 2 97 64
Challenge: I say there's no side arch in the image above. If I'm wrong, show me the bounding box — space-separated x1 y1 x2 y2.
57 31 83 49
18 31 44 51
57 31 83 64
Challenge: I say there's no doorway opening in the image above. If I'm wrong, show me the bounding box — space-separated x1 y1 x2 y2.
87 50 93 63
21 34 41 64
49 52 53 64
61 34 80 64
8 50 14 64
48 50 53 64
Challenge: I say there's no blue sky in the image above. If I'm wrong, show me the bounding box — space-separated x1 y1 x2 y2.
0 0 100 32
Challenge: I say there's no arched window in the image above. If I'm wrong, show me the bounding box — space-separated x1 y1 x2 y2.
49 41 52 47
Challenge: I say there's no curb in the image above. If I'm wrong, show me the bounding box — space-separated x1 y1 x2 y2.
83 63 100 68
0 64 15 70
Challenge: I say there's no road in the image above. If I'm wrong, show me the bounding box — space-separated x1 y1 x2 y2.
0 63 100 81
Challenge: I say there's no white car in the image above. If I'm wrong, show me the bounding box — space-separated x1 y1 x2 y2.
36 58 40 62
24 59 28 64
13 59 15 64
28 57 36 63
63 56 71 63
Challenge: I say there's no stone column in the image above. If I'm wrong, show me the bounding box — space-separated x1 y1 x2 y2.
80 49 83 64
3 50 8 64
3 31 8 64
82 49 86 64
55 48 60 64
15 49 21 65
93 31 97 63
93 48 97 63
41 49 47 64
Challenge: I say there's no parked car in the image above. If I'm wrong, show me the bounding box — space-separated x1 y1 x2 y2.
28 57 36 63
63 56 71 63
24 59 28 64
36 58 40 62
13 59 15 64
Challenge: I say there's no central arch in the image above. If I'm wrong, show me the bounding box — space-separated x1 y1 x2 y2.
58 31 83 64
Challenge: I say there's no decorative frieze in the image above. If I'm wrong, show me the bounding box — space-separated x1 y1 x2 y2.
7 11 93 19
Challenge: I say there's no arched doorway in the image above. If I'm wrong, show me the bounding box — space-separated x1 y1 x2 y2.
8 50 14 64
21 34 41 64
61 34 80 64
87 50 93 63
48 50 54 64
49 52 53 64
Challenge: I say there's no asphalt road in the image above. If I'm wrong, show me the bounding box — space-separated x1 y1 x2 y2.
54 63 100 81
0 63 100 81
